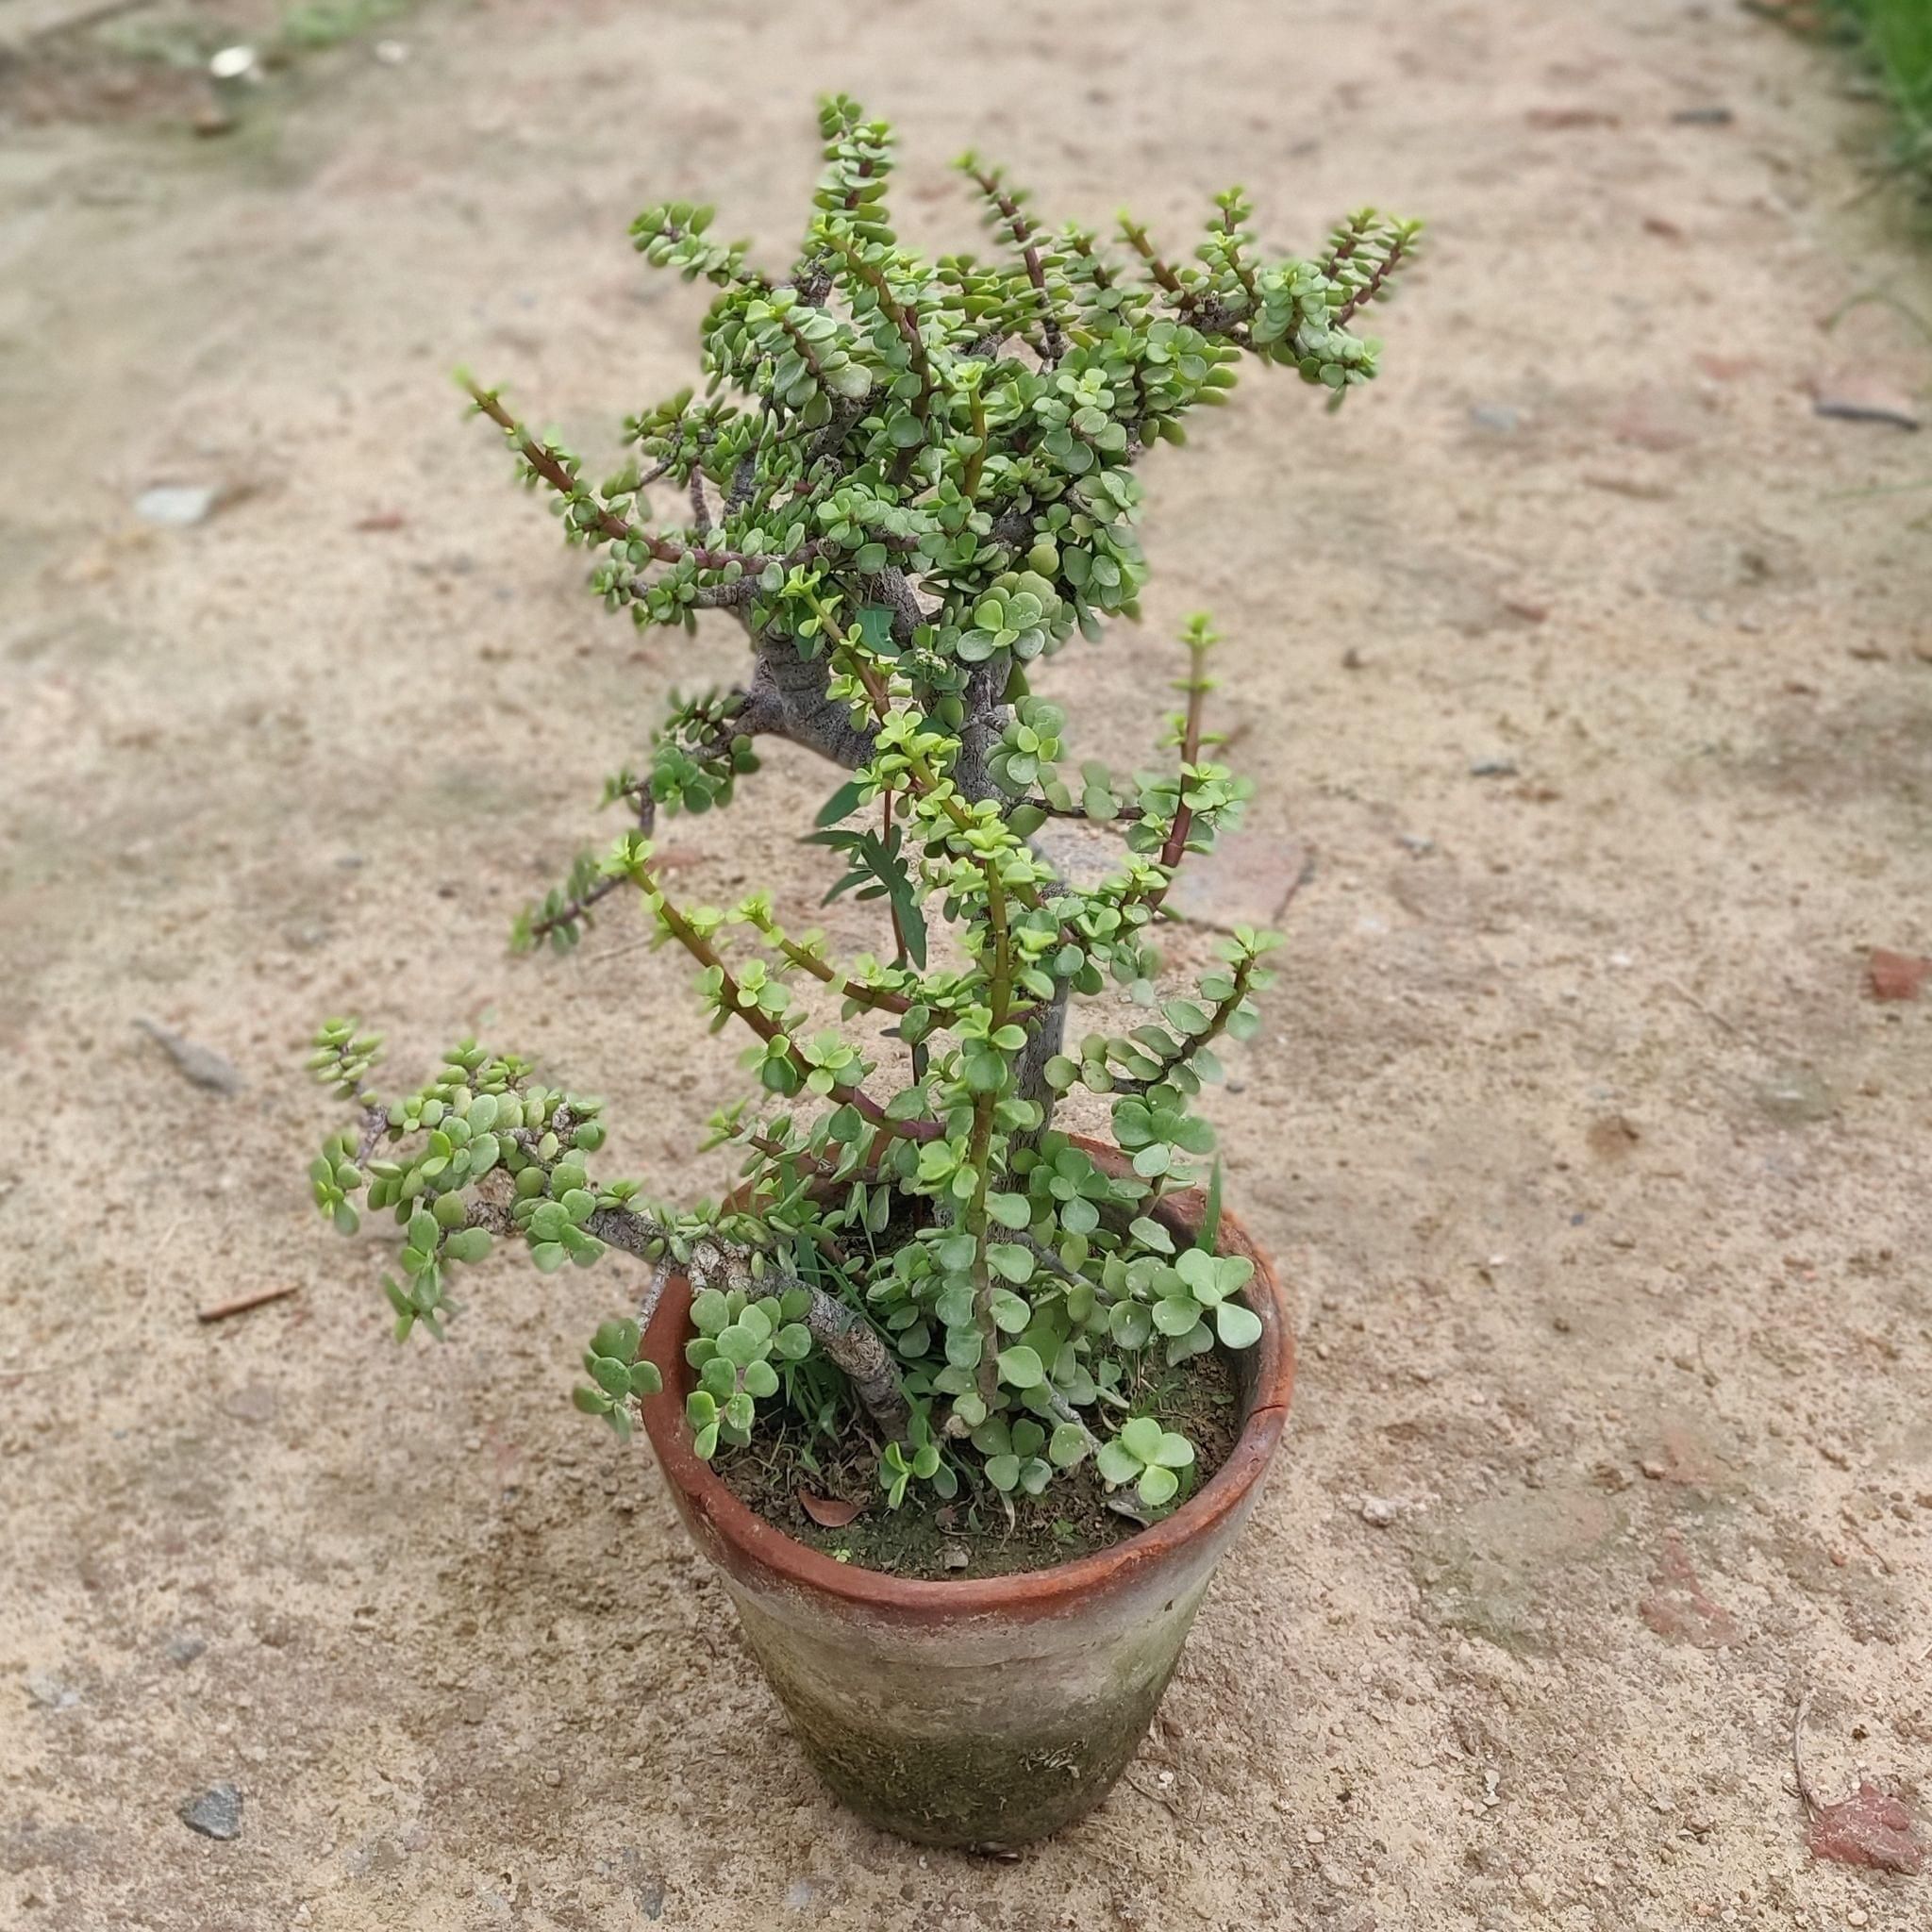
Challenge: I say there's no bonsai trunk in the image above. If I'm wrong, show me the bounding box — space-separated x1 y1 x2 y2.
728 628 1072 1130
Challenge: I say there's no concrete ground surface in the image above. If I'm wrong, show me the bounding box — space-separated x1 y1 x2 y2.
3 0 1930 1926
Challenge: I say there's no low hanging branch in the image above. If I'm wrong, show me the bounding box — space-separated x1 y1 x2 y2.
302 96 1417 1515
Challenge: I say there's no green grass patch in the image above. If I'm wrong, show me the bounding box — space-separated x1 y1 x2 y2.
278 0 413 54
1830 0 1932 187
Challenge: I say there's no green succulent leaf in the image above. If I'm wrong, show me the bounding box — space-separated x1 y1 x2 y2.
996 1345 1045 1390
1137 1462 1180 1508
1151 1295 1201 1338
590 1354 632 1398
1215 1300 1263 1349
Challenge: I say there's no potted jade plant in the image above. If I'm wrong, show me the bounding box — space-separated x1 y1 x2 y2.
304 98 1417 1850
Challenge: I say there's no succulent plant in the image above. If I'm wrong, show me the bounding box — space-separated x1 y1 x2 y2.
305 99 1417 1514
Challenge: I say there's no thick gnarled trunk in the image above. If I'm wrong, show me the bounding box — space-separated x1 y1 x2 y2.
729 625 1069 1131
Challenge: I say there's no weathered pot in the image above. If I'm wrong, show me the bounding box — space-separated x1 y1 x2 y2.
636 1139 1294 1850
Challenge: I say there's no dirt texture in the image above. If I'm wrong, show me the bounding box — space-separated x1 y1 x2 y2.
4 1 1931 1927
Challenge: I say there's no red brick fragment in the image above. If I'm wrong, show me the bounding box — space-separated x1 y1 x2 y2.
1808 1782 1924 1875
1639 1533 1740 1648
1869 949 1930 1002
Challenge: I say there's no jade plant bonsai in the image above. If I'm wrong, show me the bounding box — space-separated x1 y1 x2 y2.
306 98 1417 1524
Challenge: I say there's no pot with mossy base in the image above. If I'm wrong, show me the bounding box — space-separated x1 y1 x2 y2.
301 100 1416 1848
638 1138 1293 1849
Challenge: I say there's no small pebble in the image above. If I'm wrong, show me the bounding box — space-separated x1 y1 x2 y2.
179 1783 243 1840
1469 758 1519 778
136 1018 244 1095
165 1636 208 1667
1470 403 1524 434
25 1672 80 1710
1359 1497 1398 1527
1757 1066 1835 1126
135 485 219 527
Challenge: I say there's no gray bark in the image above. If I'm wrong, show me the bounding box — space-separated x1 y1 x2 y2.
803 1291 911 1441
737 630 880 769
605 1218 912 1442
727 619 1070 1129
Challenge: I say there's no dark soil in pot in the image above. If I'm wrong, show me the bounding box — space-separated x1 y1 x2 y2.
712 1342 1243 1580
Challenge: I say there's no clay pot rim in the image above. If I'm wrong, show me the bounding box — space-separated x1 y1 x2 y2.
637 1135 1294 1618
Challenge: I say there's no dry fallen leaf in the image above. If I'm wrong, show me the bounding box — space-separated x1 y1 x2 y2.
797 1488 862 1529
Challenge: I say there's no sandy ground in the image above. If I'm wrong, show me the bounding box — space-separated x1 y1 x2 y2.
4 1 1932 1926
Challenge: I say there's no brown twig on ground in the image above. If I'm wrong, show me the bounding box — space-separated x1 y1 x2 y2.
197 1284 301 1324
1791 1691 1821 1812
1657 974 1800 1061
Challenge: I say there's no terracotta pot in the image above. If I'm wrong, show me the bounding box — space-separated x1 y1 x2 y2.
636 1138 1295 1850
